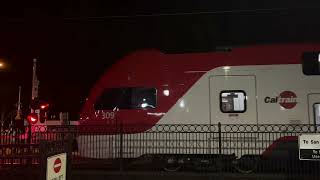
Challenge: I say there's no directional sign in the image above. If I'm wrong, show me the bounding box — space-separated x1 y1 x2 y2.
47 153 67 180
299 134 320 160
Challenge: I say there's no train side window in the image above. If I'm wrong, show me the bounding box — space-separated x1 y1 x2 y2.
220 90 246 113
94 87 157 110
302 52 320 75
94 88 131 110
132 88 157 109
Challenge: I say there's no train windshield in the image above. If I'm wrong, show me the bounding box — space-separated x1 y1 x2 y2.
94 87 157 110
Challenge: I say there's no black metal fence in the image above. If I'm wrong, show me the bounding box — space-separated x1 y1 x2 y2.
1 123 320 178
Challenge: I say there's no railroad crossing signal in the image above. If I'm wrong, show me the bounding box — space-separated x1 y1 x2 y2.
29 98 50 124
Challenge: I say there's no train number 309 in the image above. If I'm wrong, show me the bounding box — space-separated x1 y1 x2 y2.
102 112 115 119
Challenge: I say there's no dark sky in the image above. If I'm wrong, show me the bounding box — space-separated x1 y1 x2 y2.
1 0 320 116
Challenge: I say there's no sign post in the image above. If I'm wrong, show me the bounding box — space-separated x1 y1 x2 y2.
299 134 320 160
40 139 72 180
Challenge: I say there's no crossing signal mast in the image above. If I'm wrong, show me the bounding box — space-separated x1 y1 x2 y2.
31 58 39 103
28 58 49 125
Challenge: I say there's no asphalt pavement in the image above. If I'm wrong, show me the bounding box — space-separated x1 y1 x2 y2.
1 168 318 180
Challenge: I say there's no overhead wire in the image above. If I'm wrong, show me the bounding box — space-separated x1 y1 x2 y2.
64 7 293 21
1 7 319 22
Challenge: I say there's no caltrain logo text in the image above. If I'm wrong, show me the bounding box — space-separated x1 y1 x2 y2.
264 91 297 109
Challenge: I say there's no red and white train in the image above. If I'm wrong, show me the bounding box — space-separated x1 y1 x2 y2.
77 43 320 170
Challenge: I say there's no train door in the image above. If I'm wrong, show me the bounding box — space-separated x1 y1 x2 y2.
209 75 257 124
308 94 320 126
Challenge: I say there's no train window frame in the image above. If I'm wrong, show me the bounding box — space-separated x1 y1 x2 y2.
302 52 320 75
94 87 157 110
313 103 320 126
220 90 247 113
131 87 157 109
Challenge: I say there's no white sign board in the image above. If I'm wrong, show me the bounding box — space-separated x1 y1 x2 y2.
299 134 320 160
46 153 67 180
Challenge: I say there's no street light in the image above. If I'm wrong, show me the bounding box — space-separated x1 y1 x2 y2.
0 60 8 71
0 62 4 71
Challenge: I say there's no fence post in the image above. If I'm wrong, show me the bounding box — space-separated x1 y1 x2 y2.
119 122 123 171
65 136 73 180
39 141 47 180
218 122 222 155
27 124 32 166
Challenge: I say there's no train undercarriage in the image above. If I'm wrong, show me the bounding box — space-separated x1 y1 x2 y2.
120 154 260 173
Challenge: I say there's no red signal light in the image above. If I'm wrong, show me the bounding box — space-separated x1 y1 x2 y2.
27 113 38 124
40 103 49 110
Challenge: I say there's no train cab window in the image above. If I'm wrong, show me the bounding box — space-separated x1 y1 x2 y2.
94 87 157 110
220 91 246 113
302 52 320 75
94 88 130 110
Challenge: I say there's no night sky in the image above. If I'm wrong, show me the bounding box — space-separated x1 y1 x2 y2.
1 1 320 117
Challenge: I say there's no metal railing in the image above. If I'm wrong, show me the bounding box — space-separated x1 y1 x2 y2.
1 123 320 178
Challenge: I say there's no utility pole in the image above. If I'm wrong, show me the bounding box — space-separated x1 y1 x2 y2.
31 58 39 102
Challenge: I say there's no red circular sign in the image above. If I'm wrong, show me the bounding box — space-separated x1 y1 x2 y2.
279 91 297 109
53 158 62 173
